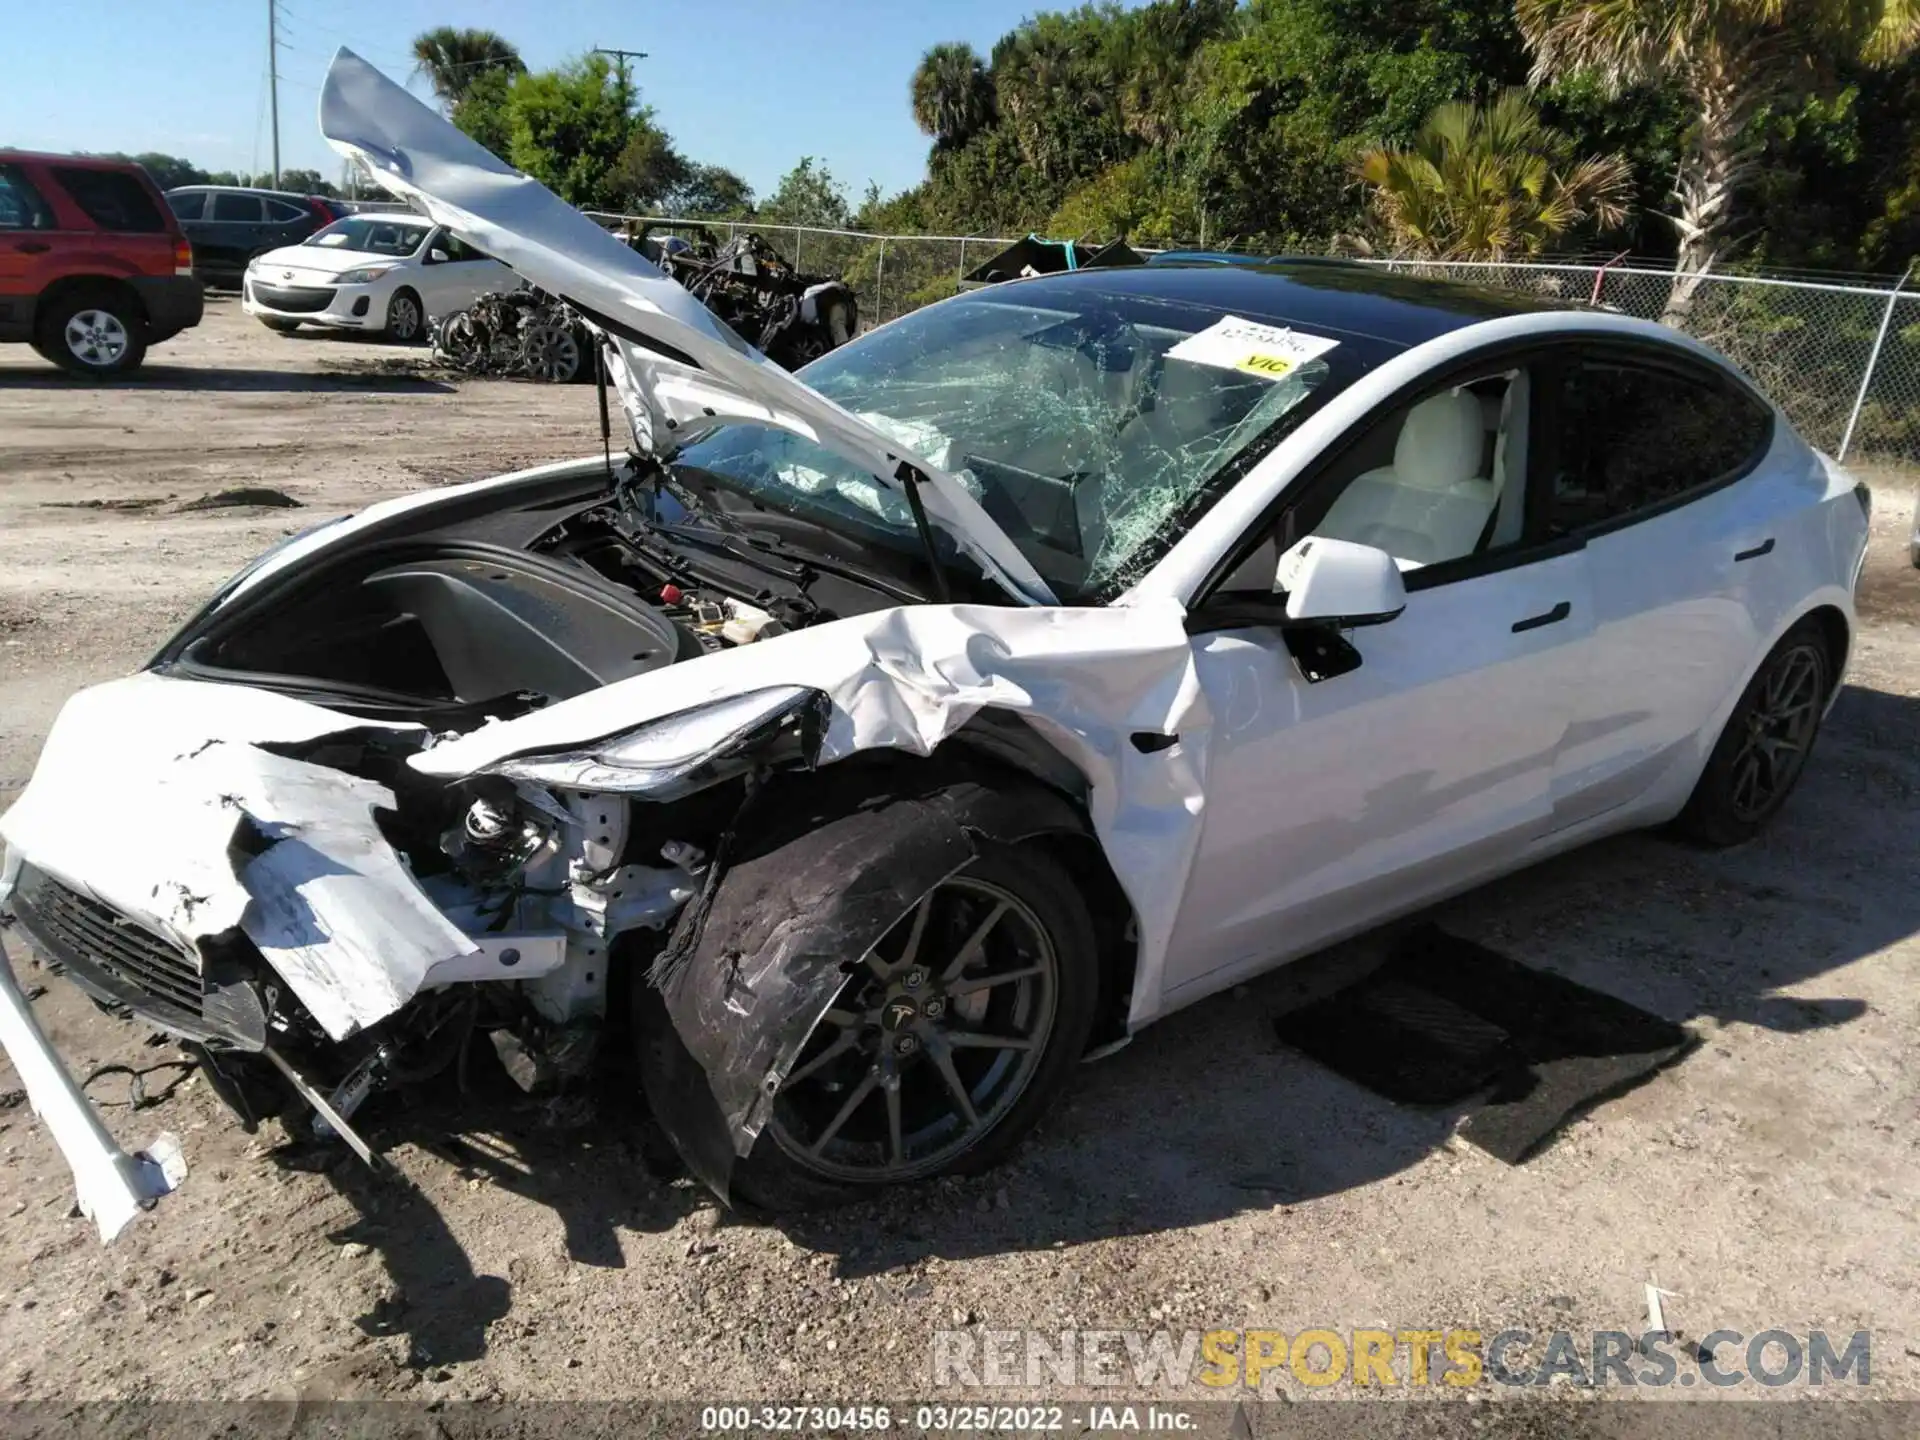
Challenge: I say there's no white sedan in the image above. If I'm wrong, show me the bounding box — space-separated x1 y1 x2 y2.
241 212 515 342
0 51 1872 1235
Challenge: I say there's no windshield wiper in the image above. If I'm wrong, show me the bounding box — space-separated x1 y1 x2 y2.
894 462 952 603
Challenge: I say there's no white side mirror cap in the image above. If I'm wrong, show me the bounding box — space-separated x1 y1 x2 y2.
1276 536 1407 627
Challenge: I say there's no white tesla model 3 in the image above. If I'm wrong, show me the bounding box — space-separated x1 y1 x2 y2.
0 51 1871 1234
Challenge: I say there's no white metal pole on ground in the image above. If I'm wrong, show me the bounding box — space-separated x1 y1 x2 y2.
1838 259 1915 462
268 0 280 186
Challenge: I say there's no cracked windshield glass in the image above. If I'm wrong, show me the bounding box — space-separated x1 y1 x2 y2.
668 292 1341 600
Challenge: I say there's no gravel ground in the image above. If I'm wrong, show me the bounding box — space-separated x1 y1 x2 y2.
1 302 1917 1413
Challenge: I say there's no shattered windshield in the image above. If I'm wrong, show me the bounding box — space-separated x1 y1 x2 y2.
668 291 1348 602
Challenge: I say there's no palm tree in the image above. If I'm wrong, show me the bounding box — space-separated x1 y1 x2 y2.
410 27 525 109
1357 89 1634 261
1517 0 1920 307
910 42 995 149
1117 0 1237 148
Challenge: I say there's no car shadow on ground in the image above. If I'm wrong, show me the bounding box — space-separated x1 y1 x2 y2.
0 365 448 394
288 1067 704 1369
287 678 1920 1360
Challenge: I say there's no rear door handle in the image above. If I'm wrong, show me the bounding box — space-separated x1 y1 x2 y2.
12 241 49 254
1512 601 1571 633
1734 538 1774 562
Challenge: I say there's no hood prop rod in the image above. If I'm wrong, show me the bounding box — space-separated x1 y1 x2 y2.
894 461 951 603
594 332 614 483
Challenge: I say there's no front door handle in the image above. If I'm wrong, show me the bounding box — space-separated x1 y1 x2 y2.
12 241 50 254
1512 601 1571 633
1734 538 1774 562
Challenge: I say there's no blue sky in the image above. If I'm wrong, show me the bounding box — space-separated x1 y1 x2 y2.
1 0 1103 203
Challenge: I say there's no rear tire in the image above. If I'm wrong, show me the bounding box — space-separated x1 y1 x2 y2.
1672 619 1833 847
37 287 148 377
643 838 1100 1214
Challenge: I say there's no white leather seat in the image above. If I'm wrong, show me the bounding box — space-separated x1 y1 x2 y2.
1316 389 1497 566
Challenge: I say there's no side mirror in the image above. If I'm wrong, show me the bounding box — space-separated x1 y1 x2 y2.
1275 536 1406 627
428 248 450 264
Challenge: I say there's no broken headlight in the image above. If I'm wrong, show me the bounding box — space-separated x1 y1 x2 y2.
487 685 828 799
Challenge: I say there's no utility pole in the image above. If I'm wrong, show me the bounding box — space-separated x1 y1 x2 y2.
591 46 648 110
267 0 281 186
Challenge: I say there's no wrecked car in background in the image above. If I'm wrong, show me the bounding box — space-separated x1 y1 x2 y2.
0 48 1871 1239
624 222 859 369
432 285 594 383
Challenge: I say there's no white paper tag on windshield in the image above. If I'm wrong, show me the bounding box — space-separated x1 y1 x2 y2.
1166 316 1338 380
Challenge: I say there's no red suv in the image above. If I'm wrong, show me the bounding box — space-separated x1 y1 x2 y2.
0 151 204 376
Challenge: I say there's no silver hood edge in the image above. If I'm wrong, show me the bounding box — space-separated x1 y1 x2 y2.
316 48 1055 605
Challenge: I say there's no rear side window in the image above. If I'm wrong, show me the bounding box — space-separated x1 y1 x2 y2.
211 192 264 222
1542 357 1772 536
264 197 308 222
0 165 55 229
166 191 205 220
50 167 166 232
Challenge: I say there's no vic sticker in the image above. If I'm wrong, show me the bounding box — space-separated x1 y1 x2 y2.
1166 316 1340 380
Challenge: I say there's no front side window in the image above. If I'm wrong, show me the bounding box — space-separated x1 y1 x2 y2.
669 293 1359 601
51 167 165 232
1541 358 1771 535
438 234 490 263
210 192 264 223
0 165 53 230
1295 368 1532 571
302 217 427 257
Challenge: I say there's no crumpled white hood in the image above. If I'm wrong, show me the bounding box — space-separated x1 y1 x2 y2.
315 48 1054 605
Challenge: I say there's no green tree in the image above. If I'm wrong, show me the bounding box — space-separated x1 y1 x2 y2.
1356 88 1633 258
506 56 644 211
611 126 690 212
128 153 208 190
911 42 997 149
452 65 516 158
666 164 755 218
1116 0 1238 148
1518 0 1920 294
759 157 851 229
410 26 525 108
276 167 338 197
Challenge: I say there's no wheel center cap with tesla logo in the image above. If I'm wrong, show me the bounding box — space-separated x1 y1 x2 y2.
882 998 920 1032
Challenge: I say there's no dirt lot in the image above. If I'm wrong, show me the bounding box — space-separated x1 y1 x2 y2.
2 299 1918 1412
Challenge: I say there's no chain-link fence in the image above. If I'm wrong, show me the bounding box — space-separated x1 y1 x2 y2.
586 216 1920 466
1353 259 1920 465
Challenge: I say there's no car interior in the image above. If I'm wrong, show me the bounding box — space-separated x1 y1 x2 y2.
1307 370 1528 568
1213 368 1529 596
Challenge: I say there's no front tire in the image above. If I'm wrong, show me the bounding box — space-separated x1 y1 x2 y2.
38 288 148 376
258 317 302 334
383 287 425 344
1673 619 1833 847
652 839 1099 1213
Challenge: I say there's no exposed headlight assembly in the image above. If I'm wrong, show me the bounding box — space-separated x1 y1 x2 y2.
489 685 830 799
334 265 396 285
